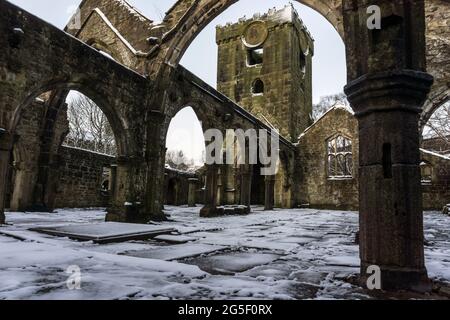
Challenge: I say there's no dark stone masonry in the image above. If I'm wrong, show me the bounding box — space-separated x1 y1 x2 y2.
0 0 449 291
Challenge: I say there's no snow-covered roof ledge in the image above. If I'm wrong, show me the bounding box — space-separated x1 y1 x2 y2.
420 148 450 161
117 0 153 23
298 103 354 140
88 8 147 56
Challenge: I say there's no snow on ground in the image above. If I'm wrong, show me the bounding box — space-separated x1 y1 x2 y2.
0 207 449 300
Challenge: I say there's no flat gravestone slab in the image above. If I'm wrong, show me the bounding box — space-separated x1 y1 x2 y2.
30 222 176 244
154 234 197 244
122 243 227 261
187 252 281 275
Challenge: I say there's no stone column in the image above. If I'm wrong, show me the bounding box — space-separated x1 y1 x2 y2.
109 164 117 199
0 129 12 224
216 166 224 205
10 162 36 211
239 164 252 210
144 111 167 221
224 165 236 205
264 175 275 211
346 72 433 290
188 178 198 207
343 0 433 290
200 165 219 217
106 156 147 223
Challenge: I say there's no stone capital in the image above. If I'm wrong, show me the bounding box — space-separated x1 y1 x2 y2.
345 70 434 118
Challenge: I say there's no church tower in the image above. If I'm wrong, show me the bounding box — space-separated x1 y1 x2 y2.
216 5 314 141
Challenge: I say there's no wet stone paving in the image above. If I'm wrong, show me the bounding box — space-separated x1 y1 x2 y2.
0 206 449 299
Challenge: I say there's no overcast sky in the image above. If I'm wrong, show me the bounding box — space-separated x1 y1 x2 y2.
8 0 346 164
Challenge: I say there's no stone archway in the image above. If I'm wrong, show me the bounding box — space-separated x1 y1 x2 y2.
1 0 446 291
5 83 130 214
420 88 450 134
151 0 436 291
160 0 344 67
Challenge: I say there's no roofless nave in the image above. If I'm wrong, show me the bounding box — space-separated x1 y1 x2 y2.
0 0 449 292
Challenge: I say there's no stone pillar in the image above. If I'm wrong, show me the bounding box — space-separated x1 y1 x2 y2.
0 129 12 224
144 111 168 221
239 165 252 210
224 165 236 205
109 164 117 199
217 166 224 205
188 178 198 207
32 90 69 212
343 0 433 290
346 72 433 290
106 156 146 223
173 180 179 206
200 165 219 217
10 162 36 211
264 175 275 211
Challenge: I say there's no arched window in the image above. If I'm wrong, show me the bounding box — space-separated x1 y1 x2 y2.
327 135 353 178
252 79 264 95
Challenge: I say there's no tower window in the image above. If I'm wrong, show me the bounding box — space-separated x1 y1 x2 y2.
247 48 263 66
327 135 353 178
300 52 307 73
252 79 264 95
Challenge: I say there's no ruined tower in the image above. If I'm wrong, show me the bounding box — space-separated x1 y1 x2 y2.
216 5 314 141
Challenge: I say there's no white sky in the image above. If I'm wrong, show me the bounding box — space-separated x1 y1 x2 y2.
8 0 347 163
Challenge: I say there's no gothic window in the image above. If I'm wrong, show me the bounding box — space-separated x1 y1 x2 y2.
252 79 264 95
420 161 433 184
247 47 264 66
327 135 353 178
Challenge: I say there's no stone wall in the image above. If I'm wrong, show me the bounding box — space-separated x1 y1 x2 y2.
421 150 450 210
297 106 359 210
298 106 450 211
164 167 199 206
54 146 115 208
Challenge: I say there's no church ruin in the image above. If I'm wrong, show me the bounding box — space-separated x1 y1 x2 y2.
0 0 449 291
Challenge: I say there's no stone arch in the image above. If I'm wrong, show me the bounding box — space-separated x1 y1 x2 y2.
161 0 344 66
9 80 130 157
420 87 450 135
165 101 212 135
3 77 136 214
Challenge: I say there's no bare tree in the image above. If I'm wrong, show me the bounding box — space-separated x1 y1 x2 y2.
165 150 195 172
423 101 450 155
64 93 117 156
312 93 350 121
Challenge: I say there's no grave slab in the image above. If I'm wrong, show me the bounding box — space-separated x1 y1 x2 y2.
30 222 176 244
122 243 227 261
154 234 197 244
